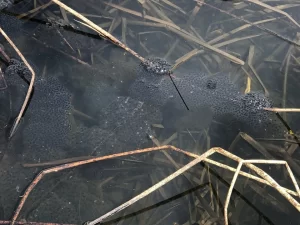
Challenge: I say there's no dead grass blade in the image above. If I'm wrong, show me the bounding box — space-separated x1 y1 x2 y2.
245 43 253 93
11 144 300 225
198 1 300 47
104 2 182 30
204 158 298 196
246 0 300 29
166 26 245 65
171 34 260 71
105 1 245 65
52 0 146 63
146 1 173 23
17 1 53 19
85 149 216 225
247 45 269 96
159 0 186 15
224 158 300 225
240 132 275 160
10 146 202 225
208 18 277 45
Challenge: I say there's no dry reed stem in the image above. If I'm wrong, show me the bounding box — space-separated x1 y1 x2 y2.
11 146 300 225
89 148 300 225
246 0 300 29
21 146 299 196
10 145 199 225
86 149 216 225
218 152 300 209
154 132 298 196
203 158 298 196
0 27 35 138
264 107 300 112
51 0 146 63
224 159 300 225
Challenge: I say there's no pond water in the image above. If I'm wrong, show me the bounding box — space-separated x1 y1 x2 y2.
0 0 300 224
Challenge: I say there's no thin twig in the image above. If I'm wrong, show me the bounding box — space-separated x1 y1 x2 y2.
0 27 35 138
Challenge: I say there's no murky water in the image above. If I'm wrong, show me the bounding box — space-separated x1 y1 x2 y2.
0 0 300 224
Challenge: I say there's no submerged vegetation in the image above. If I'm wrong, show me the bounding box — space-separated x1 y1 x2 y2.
0 0 300 225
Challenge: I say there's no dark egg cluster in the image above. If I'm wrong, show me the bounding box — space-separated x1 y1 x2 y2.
19 74 73 163
99 96 162 146
24 76 72 142
0 0 13 10
129 66 286 138
0 13 23 38
142 57 171 75
5 58 31 77
240 92 272 112
129 60 175 107
206 79 217 90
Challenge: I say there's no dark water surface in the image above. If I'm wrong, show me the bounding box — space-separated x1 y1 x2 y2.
0 0 300 224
